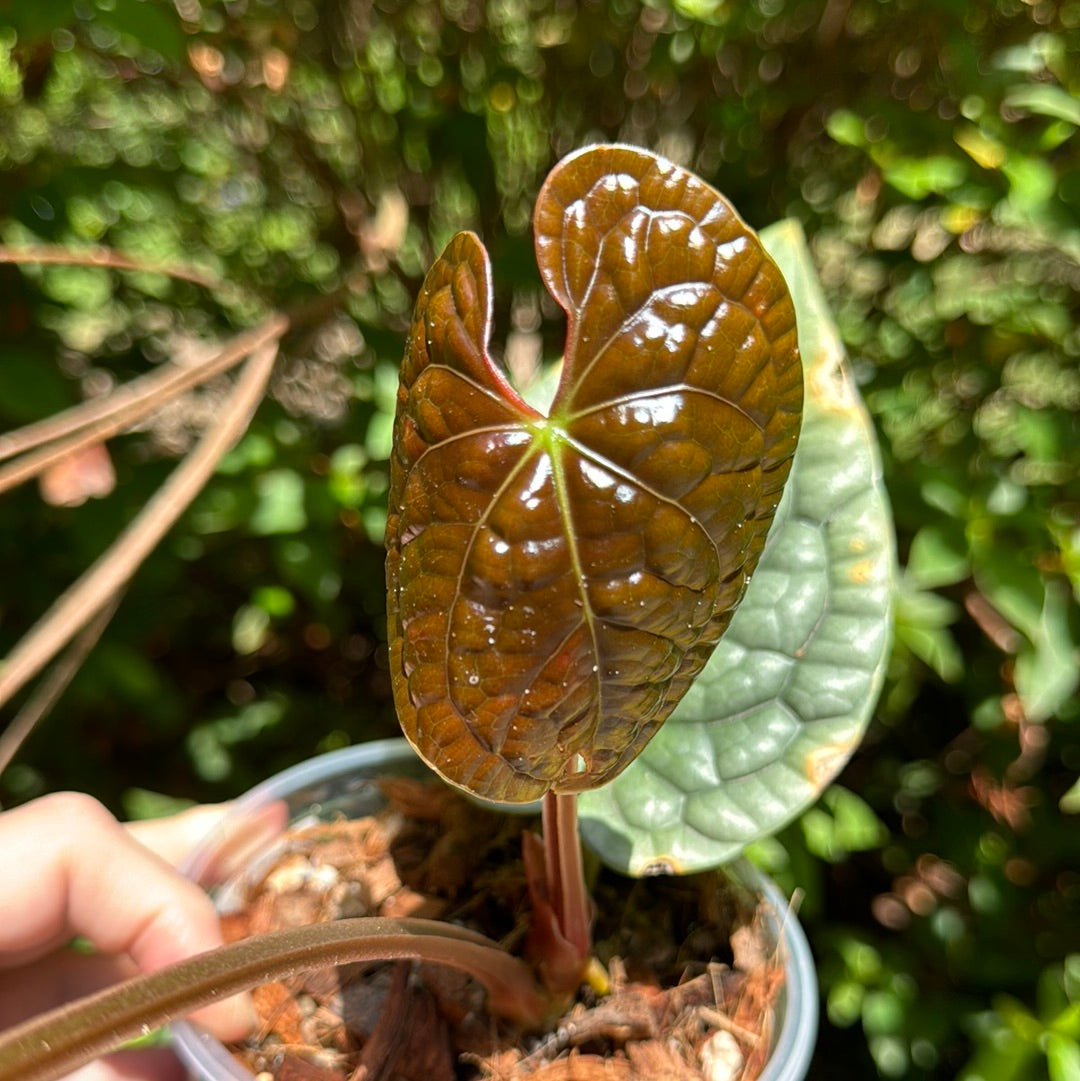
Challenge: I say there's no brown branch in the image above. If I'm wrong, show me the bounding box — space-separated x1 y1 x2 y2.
0 336 281 712
0 244 221 290
0 597 120 780
0 313 288 473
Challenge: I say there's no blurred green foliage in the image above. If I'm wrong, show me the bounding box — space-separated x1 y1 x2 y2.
0 0 1077 1077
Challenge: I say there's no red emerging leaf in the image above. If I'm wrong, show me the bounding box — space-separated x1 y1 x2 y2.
386 145 801 803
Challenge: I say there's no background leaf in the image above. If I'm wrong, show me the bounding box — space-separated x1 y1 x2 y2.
1012 581 1079 723
580 220 895 875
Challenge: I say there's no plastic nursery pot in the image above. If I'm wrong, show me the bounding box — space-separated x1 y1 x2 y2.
172 738 819 1081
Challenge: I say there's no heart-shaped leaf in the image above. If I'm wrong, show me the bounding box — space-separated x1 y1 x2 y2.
385 145 802 803
579 220 895 873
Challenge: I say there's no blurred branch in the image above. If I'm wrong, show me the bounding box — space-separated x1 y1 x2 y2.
816 0 853 46
0 314 288 478
0 334 282 714
0 597 120 780
0 244 221 290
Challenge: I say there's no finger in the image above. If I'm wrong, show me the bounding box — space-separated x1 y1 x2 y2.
126 803 233 868
0 792 254 1040
59 1045 188 1081
127 798 288 885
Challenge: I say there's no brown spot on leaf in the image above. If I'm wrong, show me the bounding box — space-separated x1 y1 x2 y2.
804 736 860 789
848 558 875 584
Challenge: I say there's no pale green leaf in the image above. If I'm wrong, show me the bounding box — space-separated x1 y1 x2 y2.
250 469 307 535
1047 1034 1080 1081
884 156 967 199
1005 85 1080 127
895 586 964 683
580 220 894 874
1061 777 1080 814
1014 582 1079 722
907 524 970 589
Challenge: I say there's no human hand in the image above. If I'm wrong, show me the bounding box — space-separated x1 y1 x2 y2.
0 792 258 1081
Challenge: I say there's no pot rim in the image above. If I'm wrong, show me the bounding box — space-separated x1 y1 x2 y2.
173 738 817 1081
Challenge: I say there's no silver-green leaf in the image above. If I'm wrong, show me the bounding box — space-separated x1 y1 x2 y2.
579 220 895 875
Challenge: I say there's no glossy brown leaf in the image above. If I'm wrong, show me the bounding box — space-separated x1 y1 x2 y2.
386 145 801 803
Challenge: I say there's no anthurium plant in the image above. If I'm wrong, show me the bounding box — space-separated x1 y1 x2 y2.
0 144 892 1081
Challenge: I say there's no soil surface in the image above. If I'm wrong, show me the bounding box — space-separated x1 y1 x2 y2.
219 778 785 1081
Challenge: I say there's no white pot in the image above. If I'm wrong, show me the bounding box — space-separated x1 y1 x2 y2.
173 739 818 1081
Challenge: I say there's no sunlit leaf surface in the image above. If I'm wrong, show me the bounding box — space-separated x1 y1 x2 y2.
386 145 802 803
579 221 895 872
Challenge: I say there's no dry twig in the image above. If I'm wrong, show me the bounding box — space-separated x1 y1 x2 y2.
0 336 282 713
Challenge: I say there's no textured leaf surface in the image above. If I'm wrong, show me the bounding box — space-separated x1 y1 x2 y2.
385 145 801 803
579 220 895 873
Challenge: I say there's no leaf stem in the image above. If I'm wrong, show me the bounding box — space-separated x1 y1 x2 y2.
542 790 592 965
